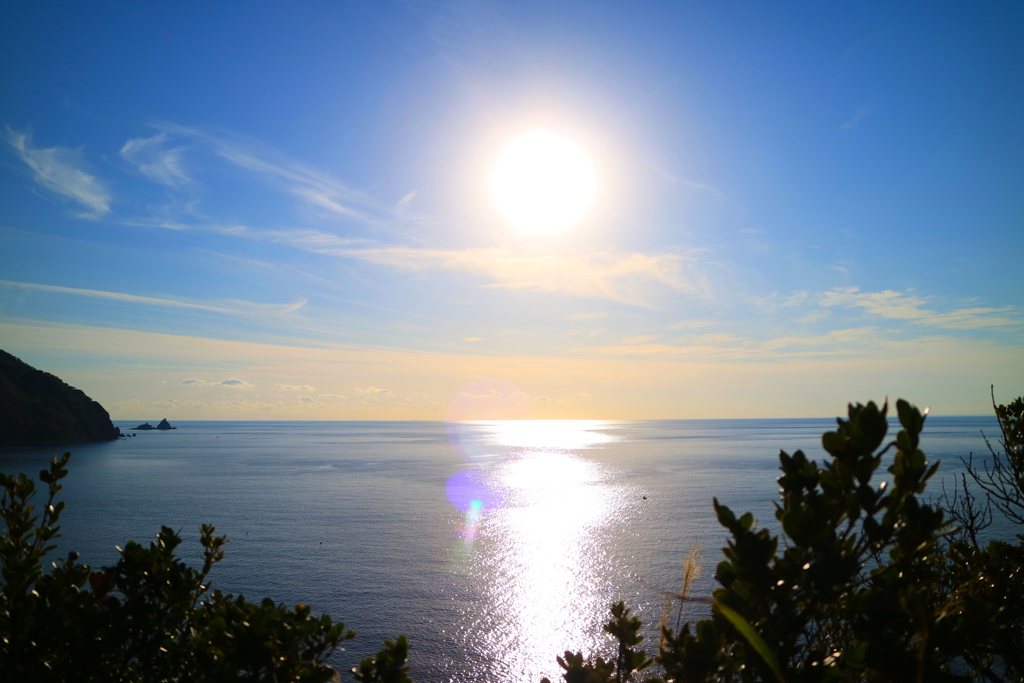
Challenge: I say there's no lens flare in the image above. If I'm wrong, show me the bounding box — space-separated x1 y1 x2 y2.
446 468 506 545
445 469 505 513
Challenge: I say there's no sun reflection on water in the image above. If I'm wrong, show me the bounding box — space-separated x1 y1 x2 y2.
445 420 629 681
481 420 620 451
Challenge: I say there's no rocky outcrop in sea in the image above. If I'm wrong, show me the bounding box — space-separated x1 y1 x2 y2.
132 419 176 431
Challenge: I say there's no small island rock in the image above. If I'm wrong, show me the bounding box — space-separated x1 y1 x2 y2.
132 418 176 431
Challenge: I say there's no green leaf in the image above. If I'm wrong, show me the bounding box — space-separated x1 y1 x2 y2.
714 603 786 683
739 512 754 530
822 431 846 455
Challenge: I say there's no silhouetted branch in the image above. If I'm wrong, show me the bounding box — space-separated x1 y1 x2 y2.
940 471 992 547
957 387 1024 528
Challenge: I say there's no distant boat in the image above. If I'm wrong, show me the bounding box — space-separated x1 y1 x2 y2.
133 418 177 431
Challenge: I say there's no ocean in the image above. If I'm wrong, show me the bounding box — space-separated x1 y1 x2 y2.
0 416 1008 682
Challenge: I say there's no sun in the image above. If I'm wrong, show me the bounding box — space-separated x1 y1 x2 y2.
491 130 596 233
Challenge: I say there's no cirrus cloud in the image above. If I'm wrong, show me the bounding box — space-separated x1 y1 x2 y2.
5 127 111 217
327 245 702 308
819 287 1017 329
120 133 191 186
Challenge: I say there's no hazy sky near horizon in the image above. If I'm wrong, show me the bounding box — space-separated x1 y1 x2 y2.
1 1 1022 419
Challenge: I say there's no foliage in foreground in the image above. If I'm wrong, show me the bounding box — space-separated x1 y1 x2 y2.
0 452 412 683
548 396 1024 683
4 395 1022 682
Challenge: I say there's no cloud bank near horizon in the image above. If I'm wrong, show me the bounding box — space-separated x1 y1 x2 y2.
1 319 1019 420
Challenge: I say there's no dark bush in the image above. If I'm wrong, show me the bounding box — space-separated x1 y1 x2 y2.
0 452 412 683
552 397 1024 683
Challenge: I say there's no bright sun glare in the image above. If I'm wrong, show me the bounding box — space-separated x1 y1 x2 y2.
491 131 596 233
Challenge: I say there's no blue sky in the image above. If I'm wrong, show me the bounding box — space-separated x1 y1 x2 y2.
1 1 1021 419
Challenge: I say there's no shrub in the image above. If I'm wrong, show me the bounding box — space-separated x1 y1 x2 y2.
0 452 412 683
552 397 1024 683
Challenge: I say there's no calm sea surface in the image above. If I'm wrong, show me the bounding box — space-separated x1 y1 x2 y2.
0 416 1008 682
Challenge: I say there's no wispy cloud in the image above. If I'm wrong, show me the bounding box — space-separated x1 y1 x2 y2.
819 287 1017 329
210 224 371 252
326 245 702 308
5 319 1020 419
149 123 411 235
620 334 660 344
461 388 499 399
581 327 883 361
668 319 717 330
395 190 417 214
292 187 376 222
112 127 707 308
275 383 315 391
840 105 872 130
4 127 110 216
120 133 190 186
655 166 727 199
353 386 392 395
115 396 280 414
0 279 307 318
180 378 206 385
190 222 704 307
795 310 832 324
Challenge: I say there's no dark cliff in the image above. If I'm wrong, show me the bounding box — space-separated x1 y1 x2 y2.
0 350 121 448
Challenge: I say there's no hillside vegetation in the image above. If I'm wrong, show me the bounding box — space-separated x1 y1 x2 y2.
0 350 120 448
